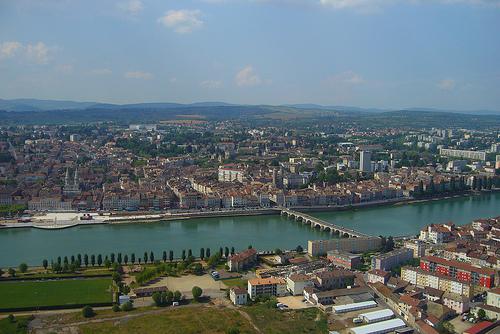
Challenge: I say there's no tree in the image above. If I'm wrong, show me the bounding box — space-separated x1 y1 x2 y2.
188 249 193 258
173 290 182 302
111 253 116 263
112 304 120 312
52 262 62 273
18 263 28 273
97 254 103 266
248 245 253 249
117 253 122 264
64 256 69 265
144 252 148 264
149 251 154 263
42 259 48 270
131 253 136 264
295 245 303 253
205 248 211 258
152 291 163 306
77 254 82 264
84 254 89 267
219 247 223 256
162 251 167 262
71 255 75 264
224 247 229 258
192 286 202 301
124 254 129 265
104 259 111 268
166 291 174 304
8 268 16 277
82 305 94 318
230 247 235 255
91 254 96 266
200 248 205 260
182 250 186 261
169 250 174 262
274 248 282 255
57 256 62 265
112 272 121 284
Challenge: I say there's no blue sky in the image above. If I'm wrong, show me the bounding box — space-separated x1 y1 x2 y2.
0 0 499 110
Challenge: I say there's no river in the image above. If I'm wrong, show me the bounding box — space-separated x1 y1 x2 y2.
0 192 499 267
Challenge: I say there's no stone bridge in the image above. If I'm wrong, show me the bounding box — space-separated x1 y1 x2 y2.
280 208 372 238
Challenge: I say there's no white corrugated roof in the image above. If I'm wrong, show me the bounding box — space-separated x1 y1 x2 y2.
350 318 406 334
359 309 394 321
332 300 377 313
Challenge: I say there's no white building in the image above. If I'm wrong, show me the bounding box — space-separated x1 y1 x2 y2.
229 287 247 305
286 274 314 296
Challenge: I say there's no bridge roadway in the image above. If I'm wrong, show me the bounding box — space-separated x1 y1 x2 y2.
279 208 373 238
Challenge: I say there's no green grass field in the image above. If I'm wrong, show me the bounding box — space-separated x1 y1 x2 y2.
0 278 113 310
0 316 32 334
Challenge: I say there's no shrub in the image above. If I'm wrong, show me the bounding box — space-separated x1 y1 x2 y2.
82 305 94 318
121 301 133 311
112 304 120 312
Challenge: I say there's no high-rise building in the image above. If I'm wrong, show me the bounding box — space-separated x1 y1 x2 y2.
359 150 372 172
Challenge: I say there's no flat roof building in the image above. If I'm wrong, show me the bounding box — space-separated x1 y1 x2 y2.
349 318 406 334
359 309 394 323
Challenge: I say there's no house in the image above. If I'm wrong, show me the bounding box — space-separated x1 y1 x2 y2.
248 277 287 300
464 321 498 334
229 287 247 305
367 269 390 284
228 248 257 272
286 274 314 296
442 292 470 314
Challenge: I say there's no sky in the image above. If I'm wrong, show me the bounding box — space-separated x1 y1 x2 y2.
0 0 500 111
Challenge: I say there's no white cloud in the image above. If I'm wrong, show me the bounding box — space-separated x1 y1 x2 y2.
158 10 204 34
326 71 365 85
0 41 22 59
124 71 153 79
25 42 51 64
55 64 73 74
200 80 222 89
235 65 262 87
0 41 52 64
437 78 456 90
90 68 112 75
117 0 143 15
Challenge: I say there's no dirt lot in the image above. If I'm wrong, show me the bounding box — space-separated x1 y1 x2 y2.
449 315 475 334
277 296 314 310
152 274 227 299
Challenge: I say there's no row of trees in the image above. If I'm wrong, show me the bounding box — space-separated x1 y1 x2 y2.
43 246 240 272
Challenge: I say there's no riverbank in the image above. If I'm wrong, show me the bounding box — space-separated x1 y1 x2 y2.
1 189 498 230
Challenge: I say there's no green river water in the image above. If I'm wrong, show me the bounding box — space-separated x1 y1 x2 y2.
0 192 498 267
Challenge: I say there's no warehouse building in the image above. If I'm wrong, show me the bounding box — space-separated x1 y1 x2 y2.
332 300 377 314
349 318 406 334
359 309 394 324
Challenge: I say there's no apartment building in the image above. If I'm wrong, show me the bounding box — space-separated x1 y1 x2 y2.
315 270 355 290
371 248 413 271
401 267 472 297
420 256 495 288
327 250 362 270
247 277 287 300
404 240 428 258
308 237 381 256
439 148 487 161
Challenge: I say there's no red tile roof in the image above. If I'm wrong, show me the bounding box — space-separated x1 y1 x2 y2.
464 321 496 334
421 256 496 276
